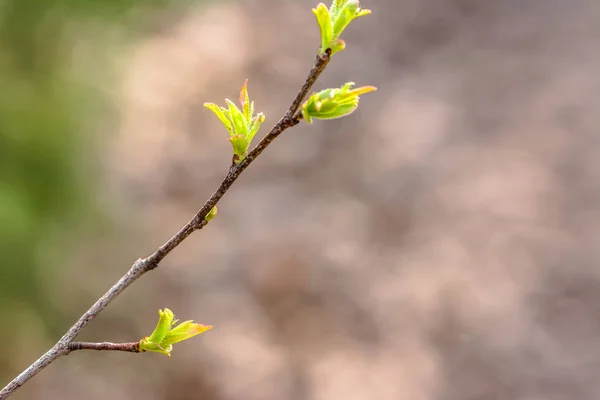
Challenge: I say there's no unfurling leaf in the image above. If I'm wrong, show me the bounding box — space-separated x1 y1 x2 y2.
204 103 233 135
301 82 377 123
204 80 265 163
139 308 212 357
312 0 371 55
313 3 333 54
146 308 173 345
162 321 212 346
240 79 251 120
247 112 265 144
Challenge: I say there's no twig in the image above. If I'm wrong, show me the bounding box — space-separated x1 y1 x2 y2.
68 342 140 353
0 50 330 400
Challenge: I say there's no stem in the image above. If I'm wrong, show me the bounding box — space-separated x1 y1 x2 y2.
0 51 330 400
68 342 140 353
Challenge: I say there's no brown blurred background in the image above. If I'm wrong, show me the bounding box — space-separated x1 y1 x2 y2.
2 0 600 399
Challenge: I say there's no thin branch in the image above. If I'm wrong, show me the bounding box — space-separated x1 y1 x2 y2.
0 51 330 400
68 342 140 353
286 50 331 118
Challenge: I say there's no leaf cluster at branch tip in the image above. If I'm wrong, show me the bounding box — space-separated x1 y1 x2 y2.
313 0 371 55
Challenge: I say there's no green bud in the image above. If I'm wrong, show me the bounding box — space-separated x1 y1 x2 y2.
205 206 218 222
204 80 266 163
301 82 377 123
312 0 371 55
139 308 212 357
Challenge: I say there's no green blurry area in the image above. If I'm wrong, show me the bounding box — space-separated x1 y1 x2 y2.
0 0 196 376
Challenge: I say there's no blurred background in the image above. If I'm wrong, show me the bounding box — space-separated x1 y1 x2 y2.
1 0 600 399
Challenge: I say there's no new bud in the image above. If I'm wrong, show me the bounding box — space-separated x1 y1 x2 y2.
301 82 377 123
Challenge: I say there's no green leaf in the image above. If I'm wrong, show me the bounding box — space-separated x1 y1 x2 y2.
246 112 265 144
301 82 377 123
162 321 213 346
204 103 234 136
249 101 255 120
313 3 333 54
139 308 212 357
147 308 173 344
239 79 251 121
332 0 358 39
226 99 248 137
329 0 344 18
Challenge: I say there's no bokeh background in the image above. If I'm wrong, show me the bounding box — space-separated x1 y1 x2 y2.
2 0 600 399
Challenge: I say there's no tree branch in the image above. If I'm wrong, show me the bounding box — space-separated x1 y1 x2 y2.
0 50 330 400
68 342 140 353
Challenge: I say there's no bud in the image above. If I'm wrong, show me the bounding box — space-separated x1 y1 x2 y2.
313 0 371 55
301 82 377 123
205 206 218 222
139 308 212 357
204 80 265 164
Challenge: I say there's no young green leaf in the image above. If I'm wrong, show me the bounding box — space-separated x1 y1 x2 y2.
301 82 377 123
313 3 333 54
329 0 344 18
312 0 371 55
139 308 212 357
146 308 173 345
246 113 265 144
204 103 234 136
239 79 251 121
332 0 358 39
226 99 247 137
204 80 265 163
162 321 213 347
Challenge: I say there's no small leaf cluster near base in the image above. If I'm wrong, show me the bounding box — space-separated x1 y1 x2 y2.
139 309 212 357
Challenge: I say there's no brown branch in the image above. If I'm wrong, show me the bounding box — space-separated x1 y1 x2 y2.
0 50 330 400
68 342 140 353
